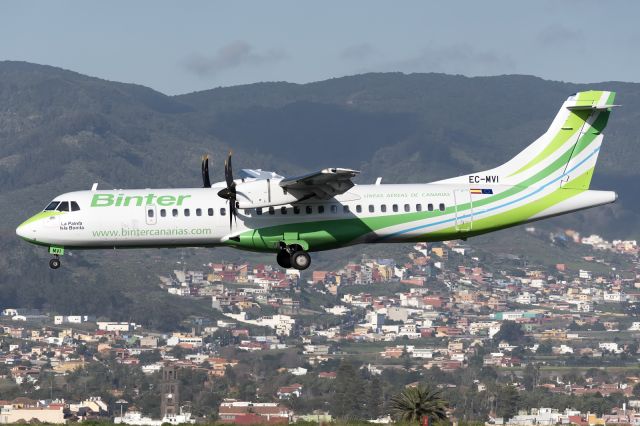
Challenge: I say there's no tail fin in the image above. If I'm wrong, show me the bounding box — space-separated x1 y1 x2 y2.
439 90 617 189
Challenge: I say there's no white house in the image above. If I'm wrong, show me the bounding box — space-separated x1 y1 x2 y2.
599 342 623 354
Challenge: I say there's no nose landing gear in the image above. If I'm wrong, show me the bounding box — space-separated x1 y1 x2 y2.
47 246 64 270
276 243 311 270
49 256 61 269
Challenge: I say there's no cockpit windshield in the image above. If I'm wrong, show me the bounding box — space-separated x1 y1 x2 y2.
44 200 81 212
44 201 60 211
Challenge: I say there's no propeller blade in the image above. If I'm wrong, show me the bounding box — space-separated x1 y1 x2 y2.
202 155 211 188
224 151 234 189
219 150 238 230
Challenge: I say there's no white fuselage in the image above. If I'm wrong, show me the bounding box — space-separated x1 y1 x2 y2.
17 181 616 252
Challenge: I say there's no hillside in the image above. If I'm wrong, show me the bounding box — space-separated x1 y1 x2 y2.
1 61 638 323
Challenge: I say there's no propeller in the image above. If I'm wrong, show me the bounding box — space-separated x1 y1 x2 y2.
201 155 211 188
217 151 238 229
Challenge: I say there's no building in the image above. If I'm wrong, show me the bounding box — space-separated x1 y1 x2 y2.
160 365 180 418
218 400 291 424
0 404 65 424
277 384 303 399
96 322 133 332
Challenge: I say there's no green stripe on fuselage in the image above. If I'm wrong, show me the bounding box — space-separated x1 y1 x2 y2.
17 211 64 228
413 168 594 242
229 165 596 252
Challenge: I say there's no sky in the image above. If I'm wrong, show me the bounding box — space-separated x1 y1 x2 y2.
1 0 639 95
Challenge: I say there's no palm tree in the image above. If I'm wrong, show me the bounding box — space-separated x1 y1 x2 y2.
390 384 448 424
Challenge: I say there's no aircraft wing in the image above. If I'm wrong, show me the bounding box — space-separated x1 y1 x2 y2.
279 168 360 199
240 169 284 179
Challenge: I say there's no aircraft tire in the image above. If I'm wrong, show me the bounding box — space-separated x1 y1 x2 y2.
49 258 61 269
291 251 311 270
277 250 292 268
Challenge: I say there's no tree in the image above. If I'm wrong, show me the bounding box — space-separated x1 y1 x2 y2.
492 321 530 346
390 385 448 424
402 346 413 371
537 340 553 355
632 383 640 398
331 361 366 419
495 385 519 421
367 376 384 420
522 363 540 391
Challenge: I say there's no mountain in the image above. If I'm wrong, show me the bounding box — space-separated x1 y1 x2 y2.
1 61 638 325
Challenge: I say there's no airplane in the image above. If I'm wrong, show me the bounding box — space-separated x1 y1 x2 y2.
16 90 618 270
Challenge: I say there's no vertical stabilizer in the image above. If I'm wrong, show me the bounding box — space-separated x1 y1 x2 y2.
437 90 617 190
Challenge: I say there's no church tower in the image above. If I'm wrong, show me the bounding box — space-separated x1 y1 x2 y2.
160 365 180 417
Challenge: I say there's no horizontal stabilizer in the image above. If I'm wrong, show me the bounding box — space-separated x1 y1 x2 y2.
567 104 619 111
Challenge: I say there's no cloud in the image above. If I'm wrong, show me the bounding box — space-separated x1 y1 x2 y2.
340 43 375 61
184 40 286 77
536 24 583 47
389 43 516 76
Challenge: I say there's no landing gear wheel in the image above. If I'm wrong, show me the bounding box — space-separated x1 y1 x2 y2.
290 251 311 270
276 250 292 269
49 258 61 269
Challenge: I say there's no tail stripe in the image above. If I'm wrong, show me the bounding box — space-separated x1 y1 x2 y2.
510 108 591 177
381 146 600 239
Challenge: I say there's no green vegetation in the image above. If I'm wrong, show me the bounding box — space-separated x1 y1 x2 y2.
390 384 448 424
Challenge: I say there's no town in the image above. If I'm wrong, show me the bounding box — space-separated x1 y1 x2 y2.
2 227 640 425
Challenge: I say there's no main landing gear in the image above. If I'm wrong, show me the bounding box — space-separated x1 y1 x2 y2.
49 256 61 269
277 243 311 270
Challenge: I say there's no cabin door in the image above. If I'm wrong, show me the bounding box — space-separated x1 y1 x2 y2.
145 205 157 225
453 188 473 232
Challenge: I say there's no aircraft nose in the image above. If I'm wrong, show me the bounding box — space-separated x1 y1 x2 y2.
16 218 37 241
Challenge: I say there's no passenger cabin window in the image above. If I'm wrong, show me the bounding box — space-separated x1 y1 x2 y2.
196 208 202 216
256 207 263 216
356 205 362 213
293 206 300 214
147 208 154 218
343 205 350 213
439 203 445 211
71 201 80 211
416 204 422 212
220 208 226 216
57 201 70 212
428 203 434 212
305 206 312 214
368 205 375 213
381 205 387 213
331 205 338 213
184 209 190 217
280 206 287 215
404 204 410 212
318 206 325 214
160 209 167 217
392 204 398 213
269 207 275 215
207 208 214 216
172 209 178 217
45 201 60 211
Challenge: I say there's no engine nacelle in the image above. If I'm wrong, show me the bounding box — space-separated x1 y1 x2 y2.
235 179 298 208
